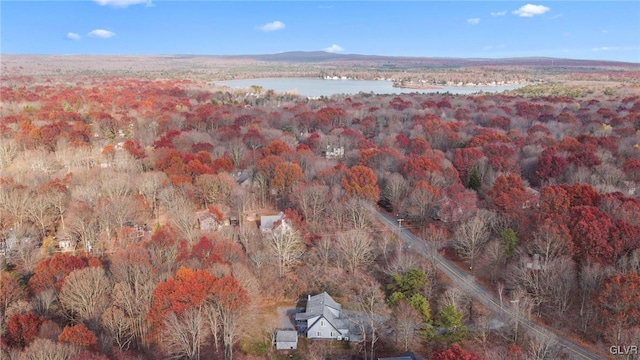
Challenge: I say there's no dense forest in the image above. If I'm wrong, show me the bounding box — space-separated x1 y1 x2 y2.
1 74 639 360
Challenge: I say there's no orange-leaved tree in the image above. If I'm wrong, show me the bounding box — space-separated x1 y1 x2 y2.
342 165 379 203
148 266 249 360
596 271 640 343
58 323 98 351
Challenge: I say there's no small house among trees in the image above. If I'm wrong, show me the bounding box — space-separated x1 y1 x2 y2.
322 145 345 160
196 208 223 231
260 212 292 236
295 292 349 340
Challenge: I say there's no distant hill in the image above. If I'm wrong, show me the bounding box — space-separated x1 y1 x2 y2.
2 52 637 79
215 51 638 69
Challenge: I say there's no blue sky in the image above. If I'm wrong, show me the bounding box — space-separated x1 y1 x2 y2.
1 1 639 62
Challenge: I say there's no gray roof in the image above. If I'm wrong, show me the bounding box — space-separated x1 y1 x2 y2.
276 330 298 343
260 212 283 231
295 292 347 331
295 292 341 319
378 352 425 360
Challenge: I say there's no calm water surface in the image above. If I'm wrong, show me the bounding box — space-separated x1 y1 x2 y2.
217 78 525 97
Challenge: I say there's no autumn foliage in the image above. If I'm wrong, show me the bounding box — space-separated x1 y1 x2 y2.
2 72 639 359
58 323 98 350
342 165 380 202
3 312 45 349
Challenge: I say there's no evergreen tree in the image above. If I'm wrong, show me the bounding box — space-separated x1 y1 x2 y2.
500 228 519 258
468 167 481 191
437 304 467 345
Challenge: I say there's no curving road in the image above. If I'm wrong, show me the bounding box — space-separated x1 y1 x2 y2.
374 211 607 360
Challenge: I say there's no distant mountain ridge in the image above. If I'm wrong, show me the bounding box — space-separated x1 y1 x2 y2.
223 51 639 67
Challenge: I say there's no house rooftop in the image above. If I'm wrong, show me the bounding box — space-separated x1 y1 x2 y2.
306 291 341 315
295 292 346 330
276 330 298 342
378 351 425 360
260 212 284 232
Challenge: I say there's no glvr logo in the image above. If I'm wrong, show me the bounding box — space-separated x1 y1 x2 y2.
610 345 638 355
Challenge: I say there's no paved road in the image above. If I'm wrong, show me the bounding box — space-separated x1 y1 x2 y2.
374 211 607 360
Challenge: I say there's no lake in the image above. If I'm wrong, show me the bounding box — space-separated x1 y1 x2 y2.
216 78 526 97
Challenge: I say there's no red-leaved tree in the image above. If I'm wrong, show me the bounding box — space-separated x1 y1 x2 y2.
58 323 98 351
3 312 45 349
432 343 482 360
342 165 380 203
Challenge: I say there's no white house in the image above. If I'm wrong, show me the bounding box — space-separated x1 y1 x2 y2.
295 292 349 340
322 145 344 160
260 212 292 236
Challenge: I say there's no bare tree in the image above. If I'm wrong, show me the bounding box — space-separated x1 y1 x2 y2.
314 236 335 270
267 229 305 277
138 171 167 223
102 306 135 351
422 225 448 264
160 187 198 243
579 260 613 332
528 221 572 265
19 338 77 360
351 281 390 360
453 210 491 270
506 289 533 345
440 286 470 315
0 182 29 228
344 198 373 230
290 183 329 225
0 137 18 169
483 239 507 283
400 183 441 226
336 229 374 274
32 289 57 317
106 250 156 350
509 255 575 318
207 295 247 360
99 168 133 199
226 140 246 167
162 309 208 360
65 202 100 253
381 172 409 212
376 229 400 265
59 267 112 327
23 190 59 236
547 256 576 319
392 299 422 351
527 335 560 360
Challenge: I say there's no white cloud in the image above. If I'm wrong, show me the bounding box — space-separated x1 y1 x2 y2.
513 4 550 17
491 10 507 16
66 32 81 40
467 18 480 25
94 0 151 8
323 44 344 53
592 46 617 52
258 21 285 32
88 29 116 39
592 45 640 52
